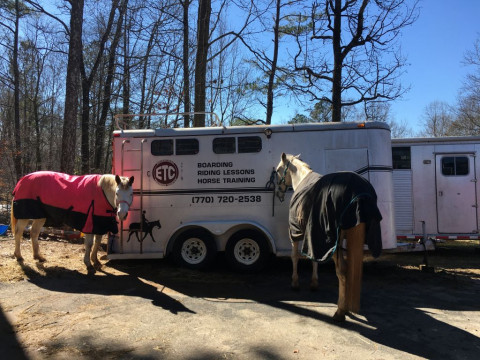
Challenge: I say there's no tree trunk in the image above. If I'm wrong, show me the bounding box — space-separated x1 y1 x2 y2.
61 0 84 173
331 0 342 123
80 83 90 173
266 0 281 125
182 0 191 128
139 17 158 129
123 8 130 117
13 0 22 179
193 0 211 127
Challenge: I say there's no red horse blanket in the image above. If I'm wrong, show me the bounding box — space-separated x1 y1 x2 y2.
13 171 118 234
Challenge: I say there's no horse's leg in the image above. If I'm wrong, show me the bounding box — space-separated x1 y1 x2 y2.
13 219 29 261
311 261 318 291
291 241 300 290
90 234 103 269
30 219 47 262
83 234 95 273
333 230 347 322
345 223 366 314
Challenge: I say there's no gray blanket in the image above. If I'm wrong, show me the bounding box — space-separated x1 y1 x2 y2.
289 171 382 262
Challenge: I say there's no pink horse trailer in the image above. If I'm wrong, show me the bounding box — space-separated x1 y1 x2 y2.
109 115 396 271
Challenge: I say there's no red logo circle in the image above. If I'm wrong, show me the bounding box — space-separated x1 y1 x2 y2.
153 160 179 186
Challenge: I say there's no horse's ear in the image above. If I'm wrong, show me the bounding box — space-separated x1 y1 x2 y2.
115 175 121 185
281 152 287 164
128 176 134 186
294 154 301 159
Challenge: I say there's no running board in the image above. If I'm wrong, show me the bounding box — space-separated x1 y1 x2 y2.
107 252 164 260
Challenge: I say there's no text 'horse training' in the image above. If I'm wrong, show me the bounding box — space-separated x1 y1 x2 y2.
11 171 134 273
276 153 382 322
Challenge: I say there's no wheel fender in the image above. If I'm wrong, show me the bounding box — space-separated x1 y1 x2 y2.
166 221 277 254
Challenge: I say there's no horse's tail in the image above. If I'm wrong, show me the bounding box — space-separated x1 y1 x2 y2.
10 200 16 236
345 222 366 314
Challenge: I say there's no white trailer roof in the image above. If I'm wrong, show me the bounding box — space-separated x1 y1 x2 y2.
393 135 480 145
114 121 390 138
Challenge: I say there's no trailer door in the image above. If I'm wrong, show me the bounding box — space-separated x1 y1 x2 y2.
436 154 478 233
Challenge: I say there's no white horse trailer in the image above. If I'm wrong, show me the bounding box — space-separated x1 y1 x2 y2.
392 136 480 240
109 119 396 270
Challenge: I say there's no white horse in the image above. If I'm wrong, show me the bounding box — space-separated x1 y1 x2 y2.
11 172 134 273
275 153 382 322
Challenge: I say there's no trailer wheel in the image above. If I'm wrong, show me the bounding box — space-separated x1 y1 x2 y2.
173 230 217 270
226 230 270 272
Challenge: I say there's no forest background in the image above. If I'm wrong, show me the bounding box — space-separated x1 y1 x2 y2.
1 0 479 200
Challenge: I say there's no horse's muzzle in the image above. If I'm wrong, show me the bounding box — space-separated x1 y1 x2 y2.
276 190 285 203
117 206 130 221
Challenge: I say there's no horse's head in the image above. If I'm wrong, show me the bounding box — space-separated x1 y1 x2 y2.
275 153 296 202
114 175 134 221
152 220 162 229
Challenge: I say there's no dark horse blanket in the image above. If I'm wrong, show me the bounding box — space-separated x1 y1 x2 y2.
289 171 382 262
13 171 118 234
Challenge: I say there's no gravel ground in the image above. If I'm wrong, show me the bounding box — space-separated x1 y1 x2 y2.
1 234 480 359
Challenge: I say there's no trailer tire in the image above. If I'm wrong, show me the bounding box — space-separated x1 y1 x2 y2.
173 229 217 270
226 229 270 272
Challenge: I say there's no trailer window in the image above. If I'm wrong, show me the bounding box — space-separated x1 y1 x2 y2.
213 137 235 154
151 139 173 156
238 136 262 153
176 138 199 155
392 147 411 169
441 156 469 176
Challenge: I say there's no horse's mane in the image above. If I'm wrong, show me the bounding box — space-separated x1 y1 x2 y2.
289 154 312 170
98 174 116 192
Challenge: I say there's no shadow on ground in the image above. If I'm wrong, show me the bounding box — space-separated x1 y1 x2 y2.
11 247 480 359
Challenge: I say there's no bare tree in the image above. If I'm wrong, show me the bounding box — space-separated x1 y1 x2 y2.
61 0 84 173
450 37 480 135
420 101 454 137
193 0 211 127
93 0 128 171
180 0 192 127
79 0 121 173
363 101 391 123
193 0 255 127
289 0 418 122
0 0 25 179
13 0 22 178
388 119 412 138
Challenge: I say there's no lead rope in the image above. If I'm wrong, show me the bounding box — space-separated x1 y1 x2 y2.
265 168 277 217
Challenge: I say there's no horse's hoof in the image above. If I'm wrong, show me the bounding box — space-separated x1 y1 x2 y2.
93 262 102 270
310 285 318 292
87 266 96 275
15 256 24 262
34 256 46 262
291 285 300 292
333 310 346 322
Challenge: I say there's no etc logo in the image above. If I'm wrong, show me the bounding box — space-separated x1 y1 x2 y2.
153 160 179 186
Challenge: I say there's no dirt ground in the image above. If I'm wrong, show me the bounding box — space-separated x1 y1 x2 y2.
1 232 480 360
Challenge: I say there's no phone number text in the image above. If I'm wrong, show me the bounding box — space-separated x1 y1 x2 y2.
191 195 262 204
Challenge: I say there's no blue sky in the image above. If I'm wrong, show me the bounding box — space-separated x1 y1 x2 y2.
271 1 480 135
390 0 480 134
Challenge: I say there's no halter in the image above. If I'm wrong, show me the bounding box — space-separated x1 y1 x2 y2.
276 160 291 198
115 189 133 209
116 199 132 207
